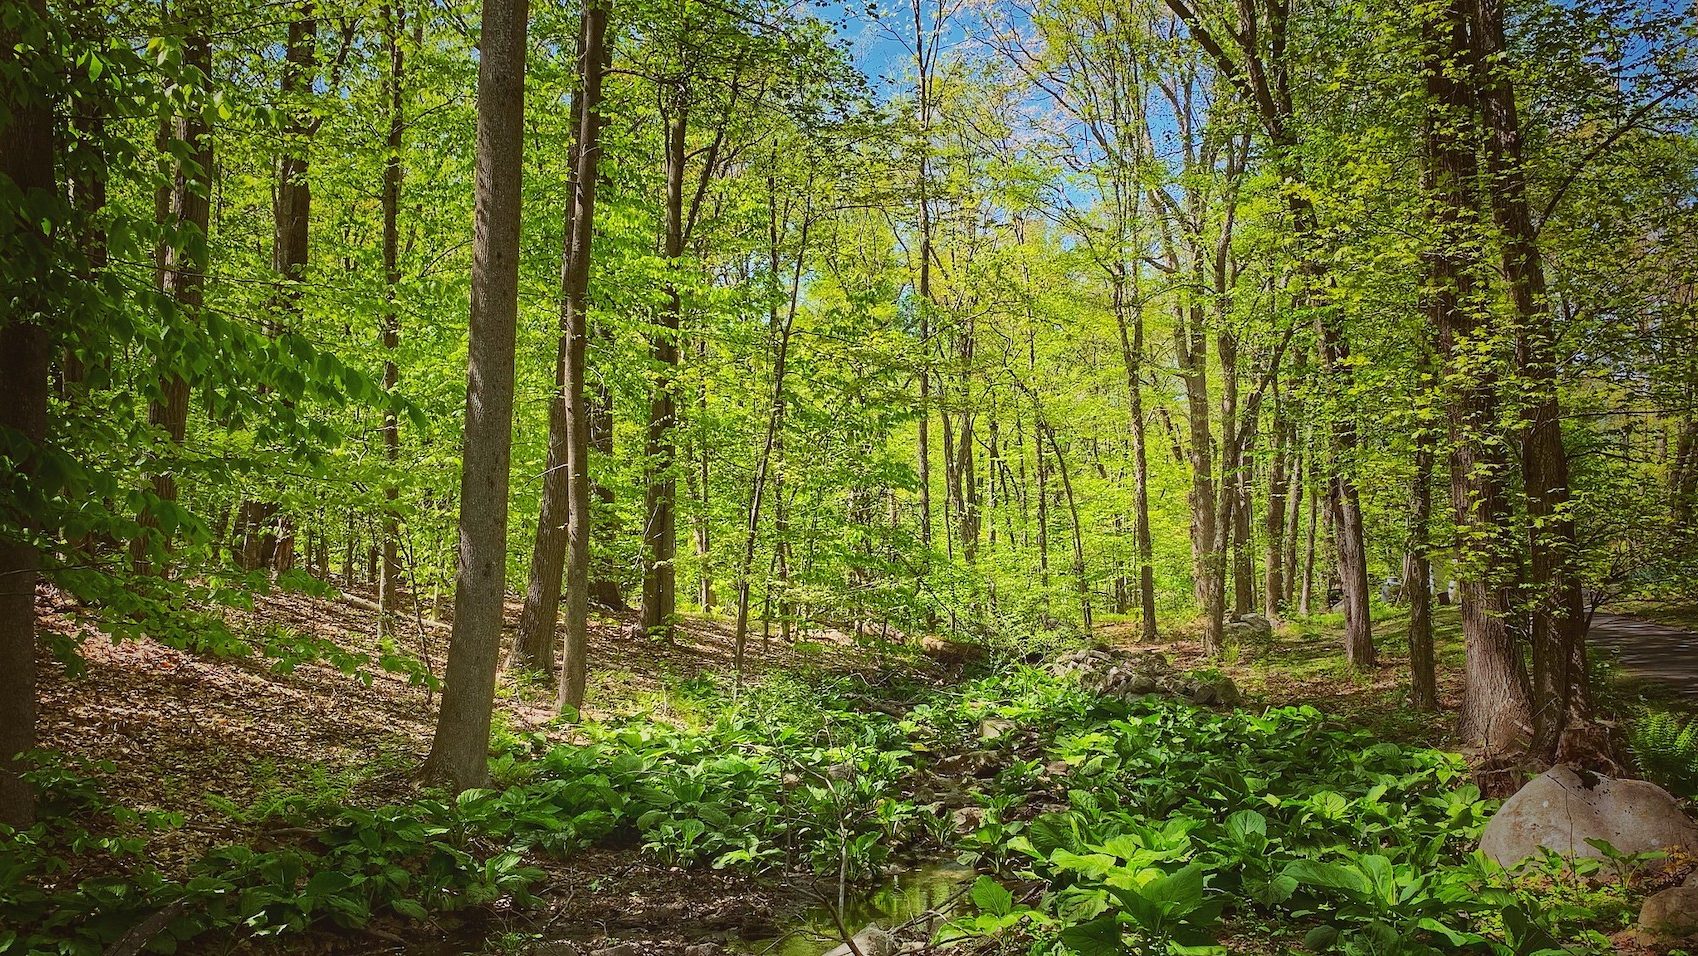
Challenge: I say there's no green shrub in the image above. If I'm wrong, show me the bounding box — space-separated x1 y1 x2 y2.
1628 709 1698 797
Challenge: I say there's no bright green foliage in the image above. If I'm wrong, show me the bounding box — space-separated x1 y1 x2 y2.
1628 709 1698 798
0 661 1650 954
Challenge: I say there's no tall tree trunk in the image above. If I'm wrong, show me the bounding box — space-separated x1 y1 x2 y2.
734 177 809 681
1176 294 1222 653
1041 420 1091 636
1299 478 1318 616
1465 0 1590 760
0 0 56 827
136 18 213 574
1282 434 1302 604
1232 453 1255 616
1426 0 1531 755
587 361 625 609
1264 391 1289 620
1406 346 1438 712
557 0 609 711
379 0 405 627
421 0 529 791
640 92 685 641
692 325 713 611
239 2 317 573
1113 271 1159 640
513 18 592 673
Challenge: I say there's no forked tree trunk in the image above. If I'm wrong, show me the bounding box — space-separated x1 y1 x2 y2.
421 0 529 791
734 177 809 682
512 21 592 673
1424 0 1531 755
1465 0 1590 760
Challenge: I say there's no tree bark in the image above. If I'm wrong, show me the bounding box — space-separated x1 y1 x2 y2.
556 0 609 711
421 0 529 791
1424 0 1531 755
238 2 317 573
1464 0 1590 760
0 0 56 827
1112 270 1159 640
379 0 406 628
640 91 686 641
1264 390 1288 620
512 18 592 673
136 16 212 574
1406 359 1438 711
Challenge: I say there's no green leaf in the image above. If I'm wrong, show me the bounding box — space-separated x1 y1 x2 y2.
1058 914 1123 956
970 875 1014 917
1281 860 1371 899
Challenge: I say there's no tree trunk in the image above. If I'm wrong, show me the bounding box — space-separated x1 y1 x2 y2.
237 2 317 573
379 0 406 628
734 176 809 681
1282 434 1302 605
1425 0 1531 756
1232 453 1255 616
1465 0 1589 760
556 0 609 711
1264 391 1288 620
512 17 593 674
1041 420 1091 636
1299 479 1318 616
0 0 55 826
1112 271 1159 640
136 19 213 574
421 0 529 791
1406 373 1438 711
640 93 685 641
1175 294 1222 653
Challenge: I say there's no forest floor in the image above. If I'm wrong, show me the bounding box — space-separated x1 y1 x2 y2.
29 583 1675 954
33 581 955 954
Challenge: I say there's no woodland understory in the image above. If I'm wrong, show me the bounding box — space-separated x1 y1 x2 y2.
4 0 1698 950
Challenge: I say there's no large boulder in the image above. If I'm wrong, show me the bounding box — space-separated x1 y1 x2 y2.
1639 886 1698 939
1224 612 1273 644
1480 765 1698 868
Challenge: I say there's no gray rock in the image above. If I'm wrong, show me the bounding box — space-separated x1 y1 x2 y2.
1687 869 1698 887
683 945 722 956
824 924 898 956
1639 886 1698 938
591 945 639 956
1480 765 1698 869
1230 612 1273 641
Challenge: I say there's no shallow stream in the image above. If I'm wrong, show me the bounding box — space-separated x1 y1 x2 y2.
726 862 975 955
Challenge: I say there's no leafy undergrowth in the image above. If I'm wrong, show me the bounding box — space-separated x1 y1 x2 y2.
5 662 1647 955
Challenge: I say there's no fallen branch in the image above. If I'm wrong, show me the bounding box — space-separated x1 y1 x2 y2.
103 900 187 956
343 593 449 633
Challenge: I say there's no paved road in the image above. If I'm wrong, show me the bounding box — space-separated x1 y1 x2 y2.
1588 612 1698 700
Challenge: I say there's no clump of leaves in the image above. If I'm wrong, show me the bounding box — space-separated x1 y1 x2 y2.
1628 709 1698 797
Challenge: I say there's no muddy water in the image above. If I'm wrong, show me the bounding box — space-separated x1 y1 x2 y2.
727 863 975 956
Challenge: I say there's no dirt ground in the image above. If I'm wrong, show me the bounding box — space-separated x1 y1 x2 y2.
33 580 921 954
